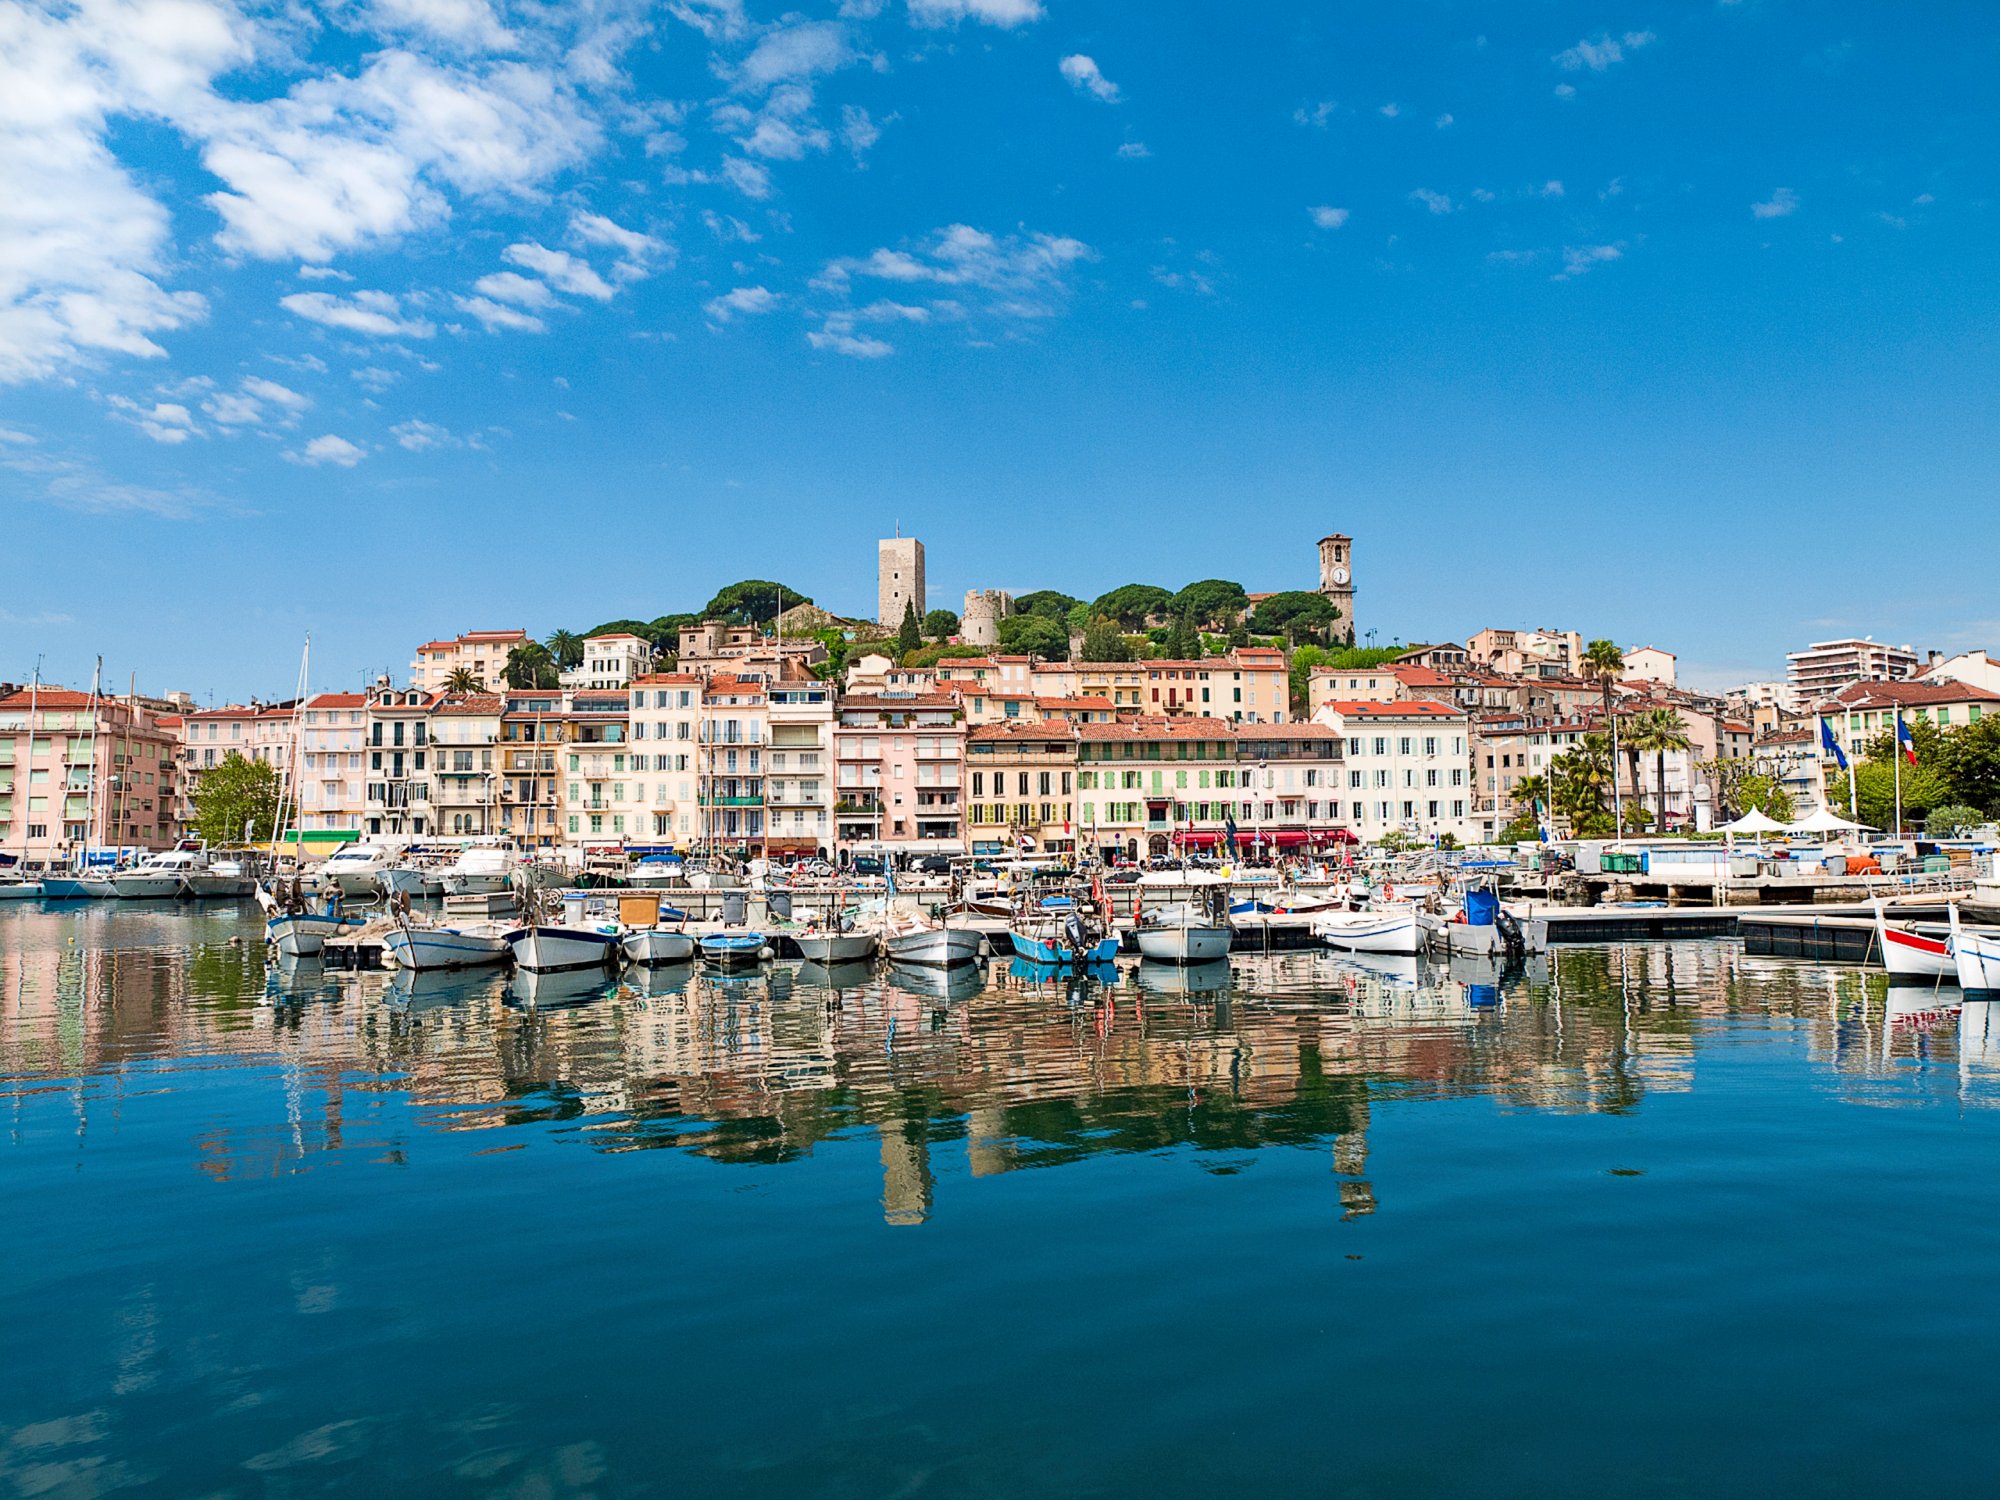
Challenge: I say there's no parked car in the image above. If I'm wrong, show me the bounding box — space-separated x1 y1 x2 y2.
917 855 952 874
851 855 885 876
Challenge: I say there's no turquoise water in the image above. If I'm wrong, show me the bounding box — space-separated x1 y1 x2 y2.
3 903 1998 1498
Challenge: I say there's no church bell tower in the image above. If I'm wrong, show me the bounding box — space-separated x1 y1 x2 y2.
1317 533 1355 644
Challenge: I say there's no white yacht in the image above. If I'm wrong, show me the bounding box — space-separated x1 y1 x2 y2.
438 844 517 896
318 842 402 897
109 850 198 899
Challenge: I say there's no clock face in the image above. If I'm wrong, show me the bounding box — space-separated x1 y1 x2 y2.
1329 565 1350 586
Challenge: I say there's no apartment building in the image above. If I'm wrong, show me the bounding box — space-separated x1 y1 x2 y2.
1818 678 2000 760
560 691 634 844
1074 716 1238 861
0 687 181 862
766 677 836 857
560 633 655 692
1312 700 1475 844
1231 723 1351 853
498 691 565 847
966 721 1079 856
175 700 297 831
1472 715 1593 821
834 694 965 857
363 686 439 837
627 673 704 842
294 693 368 836
409 629 528 692
697 677 768 851
431 695 504 836
1786 637 1920 703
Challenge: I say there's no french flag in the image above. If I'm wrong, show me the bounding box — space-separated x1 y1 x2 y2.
1897 712 1918 766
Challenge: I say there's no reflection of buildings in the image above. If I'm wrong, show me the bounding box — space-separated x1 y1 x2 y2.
11 912 2000 1223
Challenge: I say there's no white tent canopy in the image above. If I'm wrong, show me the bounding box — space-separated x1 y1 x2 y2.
1721 809 1787 835
1787 807 1873 834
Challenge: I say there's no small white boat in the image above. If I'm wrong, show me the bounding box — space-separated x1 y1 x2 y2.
379 863 446 898
1874 899 1954 980
506 924 622 973
1949 904 2000 991
266 911 364 959
383 922 511 971
621 927 697 966
319 842 401 897
792 928 878 964
865 903 984 967
1313 905 1422 955
439 845 517 896
0 876 42 900
1135 898 1233 965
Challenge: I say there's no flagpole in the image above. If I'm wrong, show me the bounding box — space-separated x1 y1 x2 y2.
1893 712 1903 838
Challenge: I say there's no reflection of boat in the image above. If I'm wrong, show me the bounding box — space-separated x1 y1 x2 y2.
622 927 697 966
796 959 877 991
507 967 617 1009
383 921 511 970
388 965 500 1008
700 932 768 969
1875 900 1953 979
1131 956 1233 996
1008 957 1118 986
1313 906 1421 954
625 963 696 1000
1885 987 1960 1039
886 960 984 1002
1961 1001 2000 1095
1324 949 1422 989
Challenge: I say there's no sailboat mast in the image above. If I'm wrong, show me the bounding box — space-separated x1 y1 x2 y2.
16 662 41 867
80 658 101 870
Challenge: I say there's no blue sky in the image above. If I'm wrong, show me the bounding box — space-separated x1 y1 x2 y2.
2 0 1995 702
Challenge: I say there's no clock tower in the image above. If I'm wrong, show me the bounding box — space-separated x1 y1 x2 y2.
1317 533 1355 645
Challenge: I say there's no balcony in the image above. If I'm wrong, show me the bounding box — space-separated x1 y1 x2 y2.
699 795 764 807
835 800 882 818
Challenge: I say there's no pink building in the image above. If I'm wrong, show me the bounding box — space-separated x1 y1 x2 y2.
834 694 966 860
0 687 182 865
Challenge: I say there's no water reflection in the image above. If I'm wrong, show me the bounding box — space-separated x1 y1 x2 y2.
3 908 1993 1217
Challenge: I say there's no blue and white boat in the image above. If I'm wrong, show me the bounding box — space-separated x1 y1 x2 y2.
1008 905 1120 966
700 931 768 968
266 909 367 959
505 924 621 973
383 921 512 971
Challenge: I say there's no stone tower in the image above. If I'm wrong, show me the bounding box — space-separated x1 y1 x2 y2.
961 588 1013 647
1317 533 1355 643
878 535 925 628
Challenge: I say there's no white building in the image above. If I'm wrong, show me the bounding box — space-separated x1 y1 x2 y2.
1621 646 1677 688
430 695 504 836
1921 651 2000 696
295 693 368 834
363 686 439 838
767 677 837 857
1311 700 1476 844
628 674 704 843
1785 637 1920 702
560 632 656 692
409 630 528 692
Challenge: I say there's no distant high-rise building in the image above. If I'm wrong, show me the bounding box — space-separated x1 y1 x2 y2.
1786 638 1920 704
878 535 925 627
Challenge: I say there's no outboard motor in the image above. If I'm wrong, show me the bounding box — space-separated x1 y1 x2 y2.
1494 908 1526 960
1064 911 1090 964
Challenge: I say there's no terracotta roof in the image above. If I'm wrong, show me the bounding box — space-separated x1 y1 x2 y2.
416 640 456 653
434 694 506 714
1319 699 1464 718
1036 695 1115 710
308 693 367 708
934 659 997 672
969 722 1079 742
1391 666 1455 687
840 694 961 710
1823 680 2000 710
461 630 528 642
1076 715 1235 741
632 672 705 685
153 714 182 729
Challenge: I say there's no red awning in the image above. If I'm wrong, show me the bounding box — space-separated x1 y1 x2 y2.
1174 831 1221 847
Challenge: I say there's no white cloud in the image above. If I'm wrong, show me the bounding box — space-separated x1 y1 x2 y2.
722 156 774 199
1555 31 1656 71
1751 187 1799 219
821 224 1092 303
703 211 762 243
1308 205 1349 229
1410 188 1455 214
570 212 659 261
294 433 365 466
198 374 309 429
808 322 894 358
1435 112 1454 129
704 285 779 322
391 417 456 450
1555 243 1624 279
351 365 400 392
281 289 436 337
368 0 518 52
1116 141 1150 159
242 375 308 410
474 271 556 307
1538 179 1565 198
296 264 354 281
457 295 546 332
108 396 201 444
1378 102 1399 118
739 21 853 89
1059 55 1121 103
501 243 615 299
1294 100 1336 128
1554 82 1576 98
840 104 882 157
906 0 1043 27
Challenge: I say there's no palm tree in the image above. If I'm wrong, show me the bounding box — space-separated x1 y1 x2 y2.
1552 733 1616 836
546 629 584 671
1581 639 1626 825
443 667 485 694
1628 708 1691 831
1511 773 1549 815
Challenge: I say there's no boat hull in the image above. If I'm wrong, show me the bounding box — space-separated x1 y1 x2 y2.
0 883 42 901
793 932 877 964
183 872 255 898
621 928 697 966
700 934 768 968
885 927 984 968
329 869 388 897
266 913 360 958
109 873 185 900
383 927 511 971
1009 931 1121 965
40 877 116 899
441 873 512 896
1955 929 2000 991
505 926 621 973
1136 924 1233 964
1314 910 1422 955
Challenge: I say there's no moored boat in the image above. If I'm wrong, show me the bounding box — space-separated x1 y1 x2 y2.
383 921 512 971
319 842 401 897
621 927 697 966
793 930 877 963
439 845 517 896
1949 904 2000 991
109 849 200 899
40 874 118 899
700 931 768 968
266 910 365 959
506 924 622 973
1135 890 1234 965
1874 899 1954 979
1312 905 1422 955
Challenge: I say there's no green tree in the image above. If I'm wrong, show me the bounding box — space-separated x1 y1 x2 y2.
1250 590 1338 642
1582 638 1624 727
1324 645 1403 670
1929 716 2000 812
1627 707 1692 831
1826 754 1950 832
1015 590 1081 620
897 600 923 657
1169 578 1249 627
443 667 485 694
504 641 561 689
703 579 810 624
1512 774 1550 816
1079 616 1135 662
546 629 584 670
1091 583 1173 628
996 614 1069 659
192 752 283 845
1288 644 1330 716
1716 770 1794 823
1551 733 1617 838
1927 804 1988 836
922 608 960 640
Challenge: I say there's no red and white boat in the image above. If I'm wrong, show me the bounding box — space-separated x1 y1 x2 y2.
1874 900 1953 980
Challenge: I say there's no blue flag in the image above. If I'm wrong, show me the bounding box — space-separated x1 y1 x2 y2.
1820 717 1849 773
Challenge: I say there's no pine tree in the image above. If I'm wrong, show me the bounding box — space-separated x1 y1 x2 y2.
897 599 923 657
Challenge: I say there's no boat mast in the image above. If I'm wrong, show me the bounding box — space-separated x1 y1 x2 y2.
268 638 310 875
79 658 101 872
15 661 40 868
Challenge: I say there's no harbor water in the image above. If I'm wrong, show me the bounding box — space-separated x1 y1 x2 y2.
4 902 2000 1498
